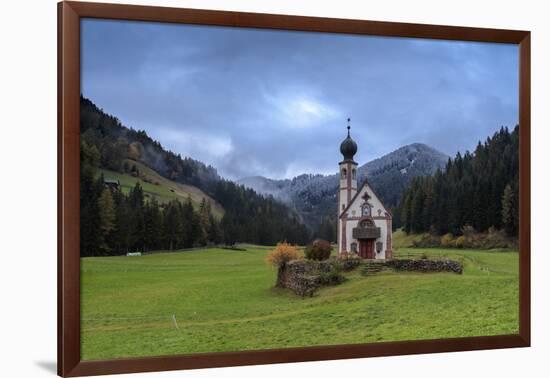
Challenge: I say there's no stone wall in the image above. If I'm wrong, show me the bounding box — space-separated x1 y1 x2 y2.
385 259 463 274
276 257 462 297
276 260 340 297
338 256 362 272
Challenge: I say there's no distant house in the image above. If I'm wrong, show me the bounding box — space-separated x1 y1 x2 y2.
337 120 392 260
104 178 121 190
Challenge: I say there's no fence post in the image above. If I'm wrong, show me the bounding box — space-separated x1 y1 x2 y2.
172 314 179 330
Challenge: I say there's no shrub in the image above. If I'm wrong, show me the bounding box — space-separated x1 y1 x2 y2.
440 233 455 247
455 235 466 249
337 252 361 271
461 225 475 237
222 246 247 251
265 242 299 267
411 234 440 248
481 228 511 249
304 239 333 261
319 268 346 285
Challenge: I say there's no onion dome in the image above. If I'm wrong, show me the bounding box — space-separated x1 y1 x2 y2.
340 119 357 161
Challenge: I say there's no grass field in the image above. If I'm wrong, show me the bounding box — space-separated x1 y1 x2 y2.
100 160 224 219
81 245 519 360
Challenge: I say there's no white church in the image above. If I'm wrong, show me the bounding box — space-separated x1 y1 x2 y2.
337 121 392 260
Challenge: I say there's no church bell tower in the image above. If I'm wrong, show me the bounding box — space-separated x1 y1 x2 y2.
337 118 358 253
338 118 358 216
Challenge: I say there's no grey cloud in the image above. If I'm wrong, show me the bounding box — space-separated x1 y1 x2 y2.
81 19 518 180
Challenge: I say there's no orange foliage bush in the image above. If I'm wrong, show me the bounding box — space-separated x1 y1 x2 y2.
266 242 299 267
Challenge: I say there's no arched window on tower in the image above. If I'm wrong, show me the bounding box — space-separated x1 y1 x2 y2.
341 168 347 179
352 168 357 180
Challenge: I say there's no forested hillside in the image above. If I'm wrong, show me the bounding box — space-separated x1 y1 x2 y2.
100 159 225 218
80 97 310 256
399 126 519 237
81 97 221 191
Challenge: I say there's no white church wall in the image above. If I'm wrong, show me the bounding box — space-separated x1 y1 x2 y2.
373 218 388 259
342 219 387 259
343 218 356 253
339 182 391 259
339 188 348 213
345 183 388 219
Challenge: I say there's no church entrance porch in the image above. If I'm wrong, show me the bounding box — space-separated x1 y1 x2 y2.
358 239 375 259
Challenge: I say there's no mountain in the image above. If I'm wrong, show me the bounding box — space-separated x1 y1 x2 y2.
357 143 450 205
238 143 449 230
80 96 311 249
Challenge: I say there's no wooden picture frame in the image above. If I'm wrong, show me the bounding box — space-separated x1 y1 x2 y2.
58 1 531 376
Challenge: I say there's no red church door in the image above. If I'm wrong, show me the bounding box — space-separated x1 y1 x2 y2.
359 240 375 259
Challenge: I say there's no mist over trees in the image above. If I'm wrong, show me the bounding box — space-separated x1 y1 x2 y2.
399 126 519 237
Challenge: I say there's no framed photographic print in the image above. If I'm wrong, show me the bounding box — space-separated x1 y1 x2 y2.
58 1 531 376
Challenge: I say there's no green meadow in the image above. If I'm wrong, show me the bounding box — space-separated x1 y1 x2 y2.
81 245 519 360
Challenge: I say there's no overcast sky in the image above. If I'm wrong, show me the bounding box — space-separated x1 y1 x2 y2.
81 19 518 180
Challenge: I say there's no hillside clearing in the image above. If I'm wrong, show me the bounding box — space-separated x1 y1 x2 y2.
99 160 224 219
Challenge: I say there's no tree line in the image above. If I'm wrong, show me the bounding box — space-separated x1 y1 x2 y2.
398 126 519 237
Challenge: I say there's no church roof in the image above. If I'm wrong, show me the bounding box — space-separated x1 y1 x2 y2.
339 179 392 219
340 120 357 161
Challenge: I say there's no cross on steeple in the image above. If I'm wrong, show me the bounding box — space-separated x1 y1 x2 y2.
347 118 351 136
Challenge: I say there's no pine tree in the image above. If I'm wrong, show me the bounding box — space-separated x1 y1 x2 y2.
410 182 426 233
128 182 144 209
316 216 336 242
400 191 413 234
221 213 238 246
128 182 146 251
143 198 163 251
208 214 221 245
112 192 132 254
181 196 196 248
98 188 116 253
194 198 208 246
163 201 183 250
501 183 518 236
80 141 103 257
